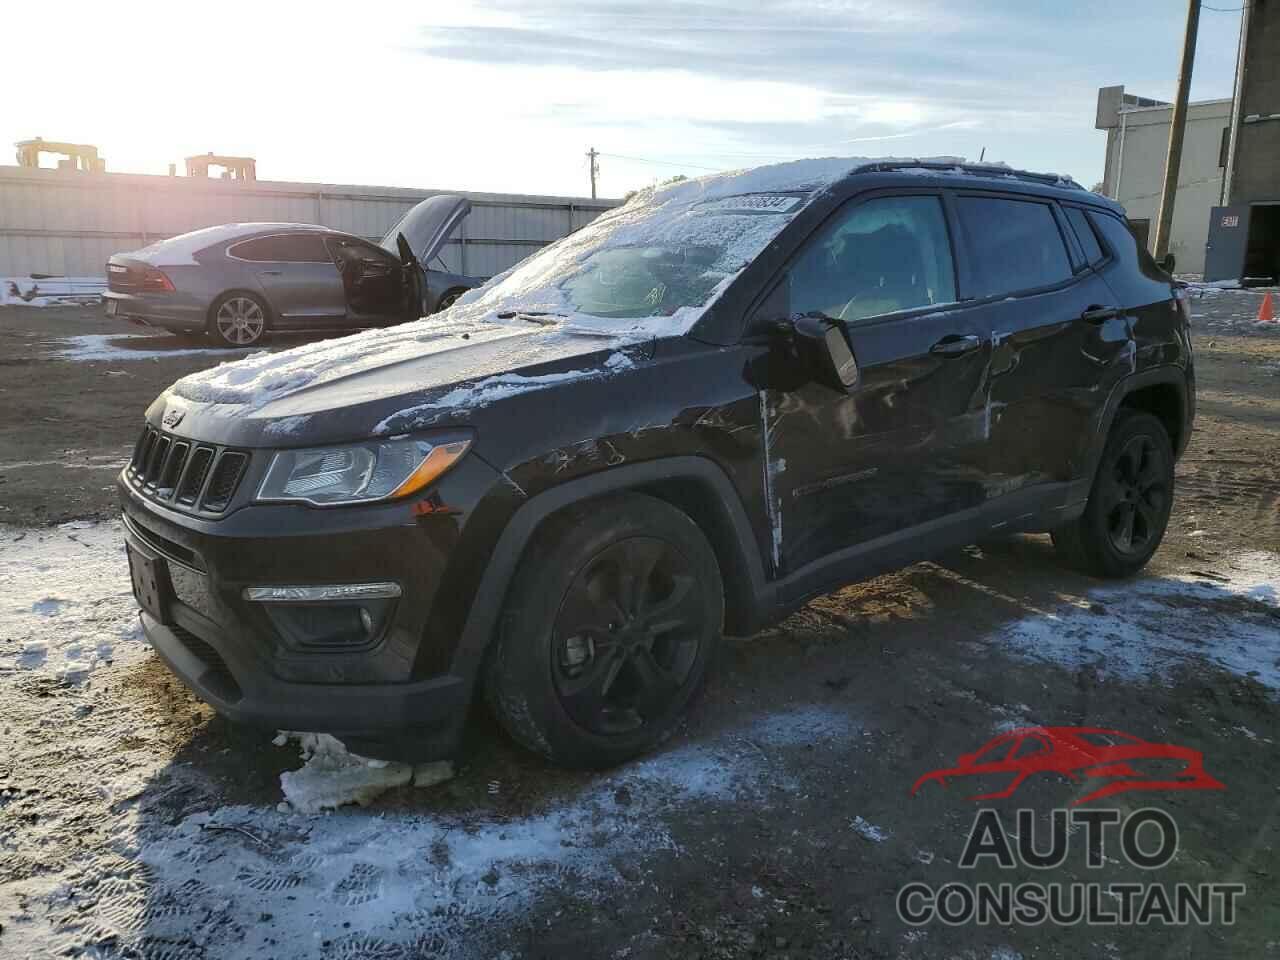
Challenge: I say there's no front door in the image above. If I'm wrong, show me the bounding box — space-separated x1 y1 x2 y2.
327 236 410 325
761 193 994 578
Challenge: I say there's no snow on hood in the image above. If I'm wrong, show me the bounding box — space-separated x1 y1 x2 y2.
170 156 956 412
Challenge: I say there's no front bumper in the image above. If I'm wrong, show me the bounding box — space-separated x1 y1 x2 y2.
119 452 509 756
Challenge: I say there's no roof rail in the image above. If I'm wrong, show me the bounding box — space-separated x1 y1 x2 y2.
851 159 1084 190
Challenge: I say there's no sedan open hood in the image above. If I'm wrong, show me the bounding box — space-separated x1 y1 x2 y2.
379 194 472 266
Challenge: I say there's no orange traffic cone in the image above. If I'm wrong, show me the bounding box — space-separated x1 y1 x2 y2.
1259 291 1276 323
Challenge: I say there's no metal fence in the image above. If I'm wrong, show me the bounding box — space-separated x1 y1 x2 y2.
0 165 617 279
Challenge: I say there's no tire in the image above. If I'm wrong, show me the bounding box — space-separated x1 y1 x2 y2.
208 291 270 347
1052 409 1175 578
484 493 724 768
436 288 466 313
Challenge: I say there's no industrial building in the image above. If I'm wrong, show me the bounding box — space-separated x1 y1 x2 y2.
1209 0 1280 283
1095 85 1231 276
0 162 616 281
1096 1 1279 282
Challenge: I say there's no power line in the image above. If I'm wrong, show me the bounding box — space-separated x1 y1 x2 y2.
597 152 724 172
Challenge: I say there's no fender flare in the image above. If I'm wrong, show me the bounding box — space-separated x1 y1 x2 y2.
448 455 771 682
1084 366 1190 481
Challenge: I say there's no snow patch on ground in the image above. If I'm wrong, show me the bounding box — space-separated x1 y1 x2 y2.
3 276 105 306
0 521 142 682
994 552 1280 691
51 333 255 362
13 705 855 959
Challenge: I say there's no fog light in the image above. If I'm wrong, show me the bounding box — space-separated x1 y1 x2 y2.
247 593 397 653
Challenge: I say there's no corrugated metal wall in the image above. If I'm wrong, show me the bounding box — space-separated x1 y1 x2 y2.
0 165 616 278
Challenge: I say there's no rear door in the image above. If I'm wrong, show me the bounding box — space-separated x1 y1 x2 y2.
762 192 995 577
228 233 346 326
947 192 1127 496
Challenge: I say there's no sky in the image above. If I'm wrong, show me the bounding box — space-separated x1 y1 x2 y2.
0 0 1246 200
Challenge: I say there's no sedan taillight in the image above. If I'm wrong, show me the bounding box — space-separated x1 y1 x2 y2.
140 267 175 292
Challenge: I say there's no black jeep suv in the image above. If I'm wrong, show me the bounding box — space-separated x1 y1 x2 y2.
119 158 1194 767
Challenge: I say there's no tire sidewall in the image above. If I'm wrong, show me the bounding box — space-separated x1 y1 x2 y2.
208 291 270 347
488 495 723 767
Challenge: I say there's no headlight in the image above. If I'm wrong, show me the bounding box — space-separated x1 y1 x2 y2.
256 435 471 506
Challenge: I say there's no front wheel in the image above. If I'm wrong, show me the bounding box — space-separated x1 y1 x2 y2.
484 493 723 768
208 292 269 347
435 288 467 313
1052 410 1175 578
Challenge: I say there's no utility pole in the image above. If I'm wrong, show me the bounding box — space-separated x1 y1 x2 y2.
1154 0 1201 261
586 147 599 200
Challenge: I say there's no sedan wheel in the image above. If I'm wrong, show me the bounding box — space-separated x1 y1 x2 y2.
212 295 267 346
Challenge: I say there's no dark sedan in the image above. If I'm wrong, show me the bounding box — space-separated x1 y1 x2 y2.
103 195 481 346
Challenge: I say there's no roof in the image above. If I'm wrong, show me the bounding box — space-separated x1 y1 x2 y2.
122 221 334 266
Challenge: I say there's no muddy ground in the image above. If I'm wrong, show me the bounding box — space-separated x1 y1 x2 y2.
1 298 1279 960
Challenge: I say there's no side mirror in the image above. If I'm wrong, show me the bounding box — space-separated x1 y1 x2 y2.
789 312 860 392
1160 252 1176 274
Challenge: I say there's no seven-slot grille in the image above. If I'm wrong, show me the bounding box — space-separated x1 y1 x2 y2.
128 425 249 513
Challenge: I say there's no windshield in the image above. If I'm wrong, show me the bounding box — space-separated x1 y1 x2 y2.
448 178 829 336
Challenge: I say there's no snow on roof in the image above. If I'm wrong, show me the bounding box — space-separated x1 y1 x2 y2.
125 222 330 266
169 156 973 411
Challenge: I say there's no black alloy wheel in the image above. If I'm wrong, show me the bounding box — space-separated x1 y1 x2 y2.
551 537 705 736
1052 410 1175 578
1100 434 1168 557
485 493 723 768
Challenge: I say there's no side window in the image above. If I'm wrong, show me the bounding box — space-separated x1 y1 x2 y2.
956 196 1073 298
1064 207 1105 265
789 195 956 323
230 234 330 263
1088 210 1162 273
229 236 282 262
276 233 333 263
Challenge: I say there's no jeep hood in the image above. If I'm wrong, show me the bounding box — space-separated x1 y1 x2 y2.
162 309 639 445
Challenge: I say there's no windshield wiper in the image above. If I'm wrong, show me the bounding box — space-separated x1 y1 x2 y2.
496 310 568 326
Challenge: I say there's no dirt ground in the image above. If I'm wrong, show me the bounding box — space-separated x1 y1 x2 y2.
1 298 1279 960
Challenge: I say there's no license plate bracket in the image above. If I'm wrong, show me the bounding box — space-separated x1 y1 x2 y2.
105 299 118 316
127 540 172 624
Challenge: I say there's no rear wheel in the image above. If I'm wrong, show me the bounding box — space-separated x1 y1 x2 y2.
484 493 723 768
1052 410 1175 578
208 292 269 347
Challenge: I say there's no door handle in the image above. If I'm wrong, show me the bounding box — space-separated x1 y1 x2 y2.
1080 305 1119 324
930 334 982 358
259 270 283 276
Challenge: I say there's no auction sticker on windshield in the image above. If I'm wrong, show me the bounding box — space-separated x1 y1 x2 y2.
697 194 804 214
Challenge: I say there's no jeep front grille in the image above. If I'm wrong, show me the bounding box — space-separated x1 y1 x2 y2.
126 425 250 514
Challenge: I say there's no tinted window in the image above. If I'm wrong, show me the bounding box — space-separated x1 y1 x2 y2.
231 233 331 262
1088 210 1161 273
1065 207 1105 265
789 195 956 323
957 197 1073 297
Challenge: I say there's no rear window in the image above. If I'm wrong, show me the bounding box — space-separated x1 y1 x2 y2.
957 196 1073 298
231 233 331 263
1065 207 1105 265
